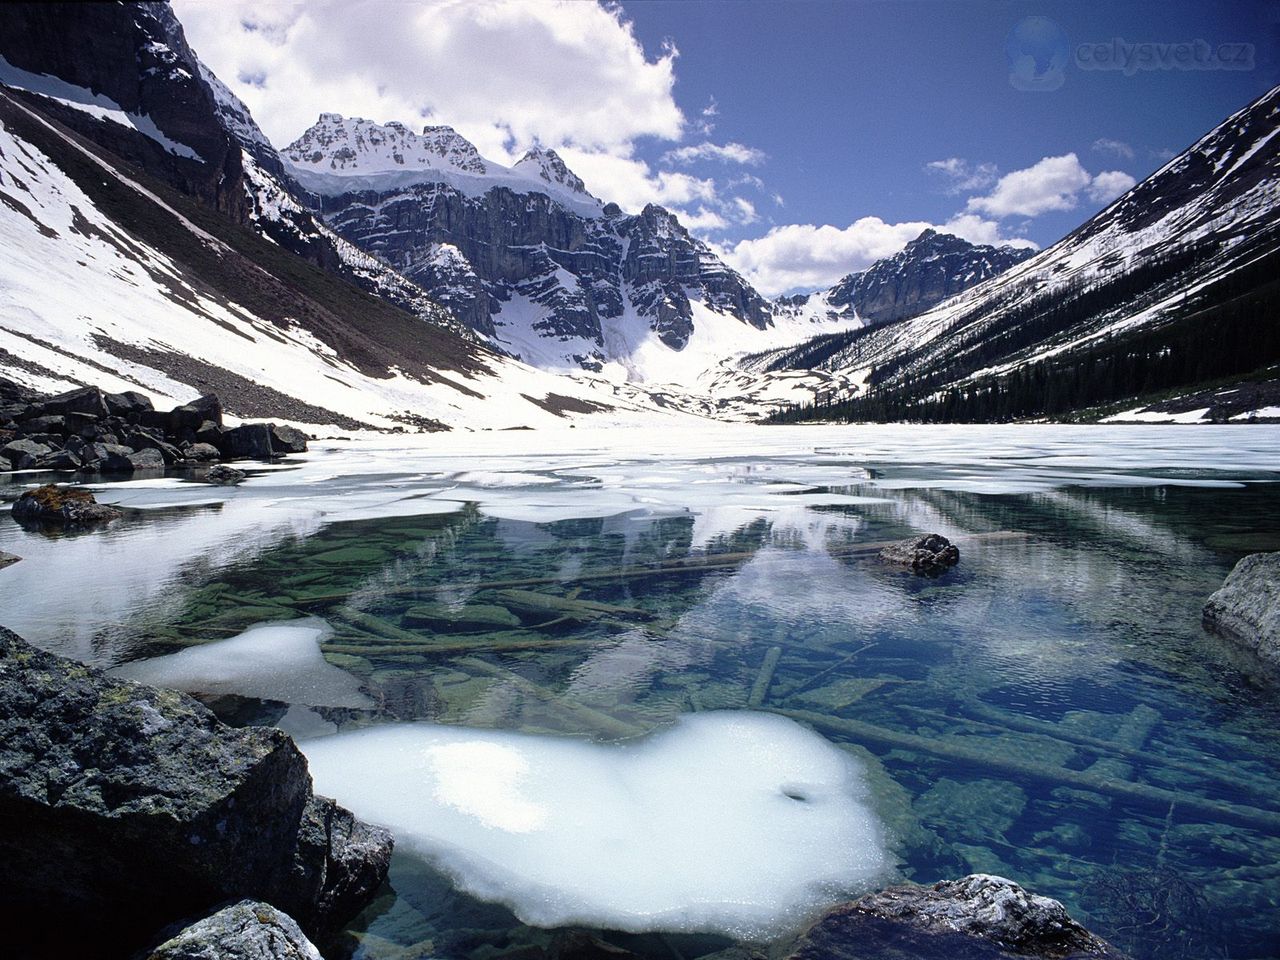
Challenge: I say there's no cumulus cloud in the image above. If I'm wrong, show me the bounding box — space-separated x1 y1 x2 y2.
925 157 998 194
721 216 1037 296
172 0 684 159
1092 137 1136 160
966 154 1095 218
1087 170 1137 203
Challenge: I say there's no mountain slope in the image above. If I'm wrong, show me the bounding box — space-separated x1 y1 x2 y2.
0 5 685 429
758 84 1280 423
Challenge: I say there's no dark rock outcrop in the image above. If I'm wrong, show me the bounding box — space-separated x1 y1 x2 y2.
270 424 309 455
0 550 19 569
205 464 247 485
0 627 392 955
144 900 321 960
788 875 1124 960
1203 551 1280 668
10 484 123 526
225 423 276 459
880 533 960 574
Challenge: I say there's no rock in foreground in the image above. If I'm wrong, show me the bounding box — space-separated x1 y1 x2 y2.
145 900 321 960
0 627 392 955
788 875 1124 960
10 484 123 526
880 533 960 574
1203 551 1280 668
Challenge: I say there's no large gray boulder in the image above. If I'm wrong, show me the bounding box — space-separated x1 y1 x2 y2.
787 875 1123 960
225 423 275 460
269 424 309 455
1 437 52 469
1203 552 1280 668
0 627 393 955
145 900 321 960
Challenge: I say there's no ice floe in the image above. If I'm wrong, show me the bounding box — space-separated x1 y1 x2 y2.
299 711 889 939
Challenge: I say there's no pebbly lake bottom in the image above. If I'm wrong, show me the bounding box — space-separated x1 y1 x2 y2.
2 424 1280 960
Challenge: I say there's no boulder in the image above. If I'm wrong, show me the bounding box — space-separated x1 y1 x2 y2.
22 414 67 435
880 533 960 574
0 627 393 955
0 550 19 568
66 411 101 437
10 485 123 526
196 420 227 449
0 456 10 473
1 437 52 469
32 448 83 471
103 390 154 418
787 875 1124 960
144 900 322 960
29 385 110 419
84 441 138 473
224 423 275 460
128 448 167 471
1203 552 1280 668
269 424 309 455
205 464 247 485
184 442 222 462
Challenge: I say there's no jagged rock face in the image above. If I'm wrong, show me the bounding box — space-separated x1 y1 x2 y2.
0 2 251 221
286 116 771 370
829 229 1035 326
308 183 770 364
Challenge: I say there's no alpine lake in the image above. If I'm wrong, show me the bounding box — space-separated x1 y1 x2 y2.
2 423 1279 960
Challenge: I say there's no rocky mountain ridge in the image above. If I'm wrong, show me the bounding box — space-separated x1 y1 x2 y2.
285 114 777 378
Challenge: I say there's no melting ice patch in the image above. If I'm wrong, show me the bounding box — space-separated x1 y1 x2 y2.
300 711 889 939
112 618 372 709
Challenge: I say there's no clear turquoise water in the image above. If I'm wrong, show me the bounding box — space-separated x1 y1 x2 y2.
2 428 1279 960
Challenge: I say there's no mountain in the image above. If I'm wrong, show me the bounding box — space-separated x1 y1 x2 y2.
756 84 1280 424
0 2 675 430
773 229 1035 329
283 114 782 382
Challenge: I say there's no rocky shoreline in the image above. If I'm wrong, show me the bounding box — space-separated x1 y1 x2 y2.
0 379 309 476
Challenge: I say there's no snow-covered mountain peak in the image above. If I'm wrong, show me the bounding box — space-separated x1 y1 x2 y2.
283 113 489 177
513 146 593 198
281 113 604 216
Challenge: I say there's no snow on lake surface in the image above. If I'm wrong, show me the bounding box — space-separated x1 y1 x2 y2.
300 711 889 939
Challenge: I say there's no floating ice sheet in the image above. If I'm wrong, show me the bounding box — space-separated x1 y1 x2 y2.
112 617 371 709
299 711 889 940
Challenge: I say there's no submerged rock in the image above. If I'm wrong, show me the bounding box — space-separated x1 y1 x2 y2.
145 900 321 960
1203 551 1280 668
0 627 392 955
10 484 123 525
788 875 1123 959
0 549 19 568
880 533 960 574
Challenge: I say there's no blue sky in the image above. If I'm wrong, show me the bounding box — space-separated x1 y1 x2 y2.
176 0 1276 295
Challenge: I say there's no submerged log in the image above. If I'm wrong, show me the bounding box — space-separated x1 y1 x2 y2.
776 708 1280 834
748 646 783 708
454 657 642 740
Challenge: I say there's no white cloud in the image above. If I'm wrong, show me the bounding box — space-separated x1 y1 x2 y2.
556 147 717 211
679 208 730 232
1092 137 1136 160
721 216 1036 297
926 157 998 194
172 0 684 159
663 141 766 166
732 197 759 225
966 154 1095 218
1087 170 1137 203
